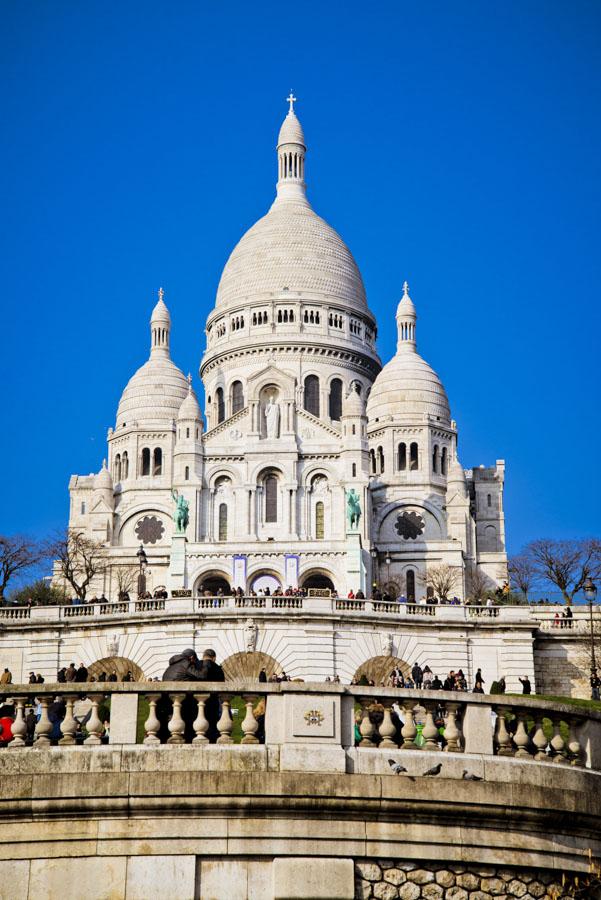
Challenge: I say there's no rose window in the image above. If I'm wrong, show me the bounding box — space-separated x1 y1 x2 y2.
394 511 425 540
135 516 165 545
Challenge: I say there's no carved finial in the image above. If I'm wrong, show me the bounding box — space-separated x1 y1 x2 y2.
158 286 164 302
187 372 192 391
102 458 107 469
286 91 297 113
402 280 409 297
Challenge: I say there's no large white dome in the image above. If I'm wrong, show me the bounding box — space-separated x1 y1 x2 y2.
215 199 368 312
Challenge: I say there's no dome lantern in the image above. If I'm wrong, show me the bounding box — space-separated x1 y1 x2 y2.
151 287 171 358
396 281 417 352
276 92 308 206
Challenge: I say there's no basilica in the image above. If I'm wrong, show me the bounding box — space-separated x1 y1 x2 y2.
65 98 507 601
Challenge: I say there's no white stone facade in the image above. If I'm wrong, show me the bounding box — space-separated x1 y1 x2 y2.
63 99 507 601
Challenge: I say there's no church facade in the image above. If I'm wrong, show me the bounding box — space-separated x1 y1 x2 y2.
64 99 507 601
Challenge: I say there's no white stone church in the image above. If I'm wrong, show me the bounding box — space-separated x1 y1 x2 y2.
65 98 507 601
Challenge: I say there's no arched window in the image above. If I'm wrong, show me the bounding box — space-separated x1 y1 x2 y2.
487 493 492 508
80 502 86 515
406 569 416 602
231 380 244 414
216 387 225 424
328 378 343 421
218 503 228 540
441 447 447 476
185 466 190 481
114 454 121 482
410 442 419 471
186 427 190 439
398 443 407 471
122 451 128 479
377 446 384 473
304 375 320 417
141 447 150 476
370 449 376 474
352 463 357 477
265 475 278 523
432 445 439 474
153 447 162 476
315 501 325 539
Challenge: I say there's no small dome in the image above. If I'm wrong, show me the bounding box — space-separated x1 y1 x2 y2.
151 290 170 324
366 352 451 424
278 111 305 147
117 356 189 426
343 384 365 417
397 282 416 318
178 381 202 421
95 460 113 490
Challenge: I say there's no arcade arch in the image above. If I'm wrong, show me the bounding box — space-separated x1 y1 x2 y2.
221 651 282 681
87 657 144 682
352 655 410 686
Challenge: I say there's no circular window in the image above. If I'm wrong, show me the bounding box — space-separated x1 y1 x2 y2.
135 516 165 545
394 511 425 540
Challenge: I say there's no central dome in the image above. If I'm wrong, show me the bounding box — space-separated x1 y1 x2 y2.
215 200 368 312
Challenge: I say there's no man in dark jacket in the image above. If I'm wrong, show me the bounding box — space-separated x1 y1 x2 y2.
162 649 204 681
411 663 423 688
196 649 225 742
75 663 88 683
162 649 225 742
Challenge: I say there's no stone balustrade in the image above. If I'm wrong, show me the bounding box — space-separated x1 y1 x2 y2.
0 596 546 624
1 683 599 772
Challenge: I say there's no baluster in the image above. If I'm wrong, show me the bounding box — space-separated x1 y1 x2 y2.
568 717 583 766
532 716 549 761
422 703 440 751
358 698 376 748
143 693 161 744
513 710 532 759
59 696 77 745
494 707 514 756
241 694 260 744
9 698 27 749
192 693 210 744
550 716 568 763
443 702 462 753
216 696 234 743
378 702 398 749
34 697 53 747
83 696 104 745
400 700 418 749
167 693 186 743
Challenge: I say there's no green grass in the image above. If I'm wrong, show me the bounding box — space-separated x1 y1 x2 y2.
505 693 601 712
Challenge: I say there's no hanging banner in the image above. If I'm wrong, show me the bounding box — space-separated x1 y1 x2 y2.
284 554 299 588
233 555 247 589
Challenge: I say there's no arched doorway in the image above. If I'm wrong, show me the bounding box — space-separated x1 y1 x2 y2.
301 571 335 591
87 657 144 682
196 574 230 595
353 655 410 686
222 651 283 681
250 573 281 594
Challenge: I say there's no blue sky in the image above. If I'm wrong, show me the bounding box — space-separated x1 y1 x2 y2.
2 1 600 553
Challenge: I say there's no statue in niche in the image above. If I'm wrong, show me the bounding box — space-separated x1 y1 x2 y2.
244 618 257 653
382 633 393 657
346 488 361 531
264 395 280 439
171 489 190 534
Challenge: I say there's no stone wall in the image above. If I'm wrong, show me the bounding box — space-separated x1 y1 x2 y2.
354 860 588 900
534 636 590 699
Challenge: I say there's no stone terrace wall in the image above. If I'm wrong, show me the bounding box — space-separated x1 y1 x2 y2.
534 637 590 699
354 860 591 900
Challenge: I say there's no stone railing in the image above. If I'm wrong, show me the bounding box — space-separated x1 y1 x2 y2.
0 597 540 625
0 684 599 771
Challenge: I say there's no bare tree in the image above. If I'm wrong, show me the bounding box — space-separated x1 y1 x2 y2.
508 554 538 601
0 535 47 600
524 539 601 605
113 565 139 599
466 567 490 602
48 530 107 601
419 564 461 603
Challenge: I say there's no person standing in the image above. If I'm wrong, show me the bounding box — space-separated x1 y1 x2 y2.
474 668 485 691
411 662 423 688
519 675 532 695
0 668 12 685
75 663 88 683
65 663 77 683
591 670 601 701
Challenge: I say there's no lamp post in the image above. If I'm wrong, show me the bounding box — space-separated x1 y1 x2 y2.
136 544 148 598
385 552 392 594
584 577 598 700
370 546 378 594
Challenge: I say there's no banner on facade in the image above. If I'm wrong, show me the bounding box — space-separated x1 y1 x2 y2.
284 554 299 589
233 555 247 589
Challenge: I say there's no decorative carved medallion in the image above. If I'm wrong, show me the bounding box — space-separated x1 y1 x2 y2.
304 709 325 727
135 515 165 545
229 428 242 440
394 510 425 540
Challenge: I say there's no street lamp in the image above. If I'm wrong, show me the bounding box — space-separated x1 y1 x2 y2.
584 577 599 700
370 546 378 592
136 544 148 598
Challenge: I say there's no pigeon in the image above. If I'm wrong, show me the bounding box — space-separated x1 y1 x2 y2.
388 759 409 775
422 763 443 776
462 770 483 781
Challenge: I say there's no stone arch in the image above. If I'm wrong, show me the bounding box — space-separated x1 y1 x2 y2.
193 570 231 595
87 657 144 682
300 568 337 591
221 651 282 681
353 655 410 686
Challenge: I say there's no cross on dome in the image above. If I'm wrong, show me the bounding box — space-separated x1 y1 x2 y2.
402 281 410 297
286 91 297 113
187 373 192 388
158 287 165 302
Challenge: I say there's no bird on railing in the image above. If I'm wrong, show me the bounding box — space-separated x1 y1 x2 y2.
387 759 409 775
462 770 483 781
422 763 443 776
